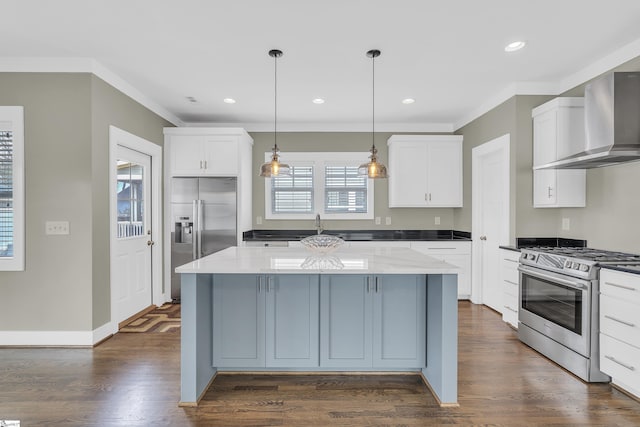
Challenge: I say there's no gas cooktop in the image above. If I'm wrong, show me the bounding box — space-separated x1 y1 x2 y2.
519 246 640 280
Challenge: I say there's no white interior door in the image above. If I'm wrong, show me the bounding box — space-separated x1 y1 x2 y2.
472 134 510 311
114 145 152 324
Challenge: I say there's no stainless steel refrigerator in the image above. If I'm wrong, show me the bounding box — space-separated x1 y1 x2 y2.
171 177 237 301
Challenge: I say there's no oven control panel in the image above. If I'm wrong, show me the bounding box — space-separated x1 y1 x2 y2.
519 249 596 279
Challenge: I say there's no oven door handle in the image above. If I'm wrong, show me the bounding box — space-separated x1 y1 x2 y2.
517 265 589 290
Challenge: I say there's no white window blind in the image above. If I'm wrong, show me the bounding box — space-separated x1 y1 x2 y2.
324 166 367 213
271 166 314 214
264 152 373 220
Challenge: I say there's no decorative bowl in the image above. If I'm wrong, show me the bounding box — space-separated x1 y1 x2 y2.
300 234 344 254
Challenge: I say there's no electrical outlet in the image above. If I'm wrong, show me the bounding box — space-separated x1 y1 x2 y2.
435 216 441 225
256 216 263 225
46 221 69 235
385 217 391 225
562 217 570 231
375 217 381 225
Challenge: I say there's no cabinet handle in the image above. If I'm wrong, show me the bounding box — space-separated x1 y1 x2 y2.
504 259 519 263
428 247 456 250
547 186 552 198
503 305 517 313
603 281 636 291
375 276 379 293
204 160 208 169
199 160 203 169
258 276 262 293
366 277 371 293
505 280 518 286
604 355 636 371
428 193 432 201
604 314 635 328
479 236 487 241
268 276 273 293
425 193 428 201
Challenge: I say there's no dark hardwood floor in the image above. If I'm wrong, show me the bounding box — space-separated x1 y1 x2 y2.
1 302 639 426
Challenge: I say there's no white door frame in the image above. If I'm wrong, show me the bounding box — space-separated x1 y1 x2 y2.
471 134 511 305
109 126 164 333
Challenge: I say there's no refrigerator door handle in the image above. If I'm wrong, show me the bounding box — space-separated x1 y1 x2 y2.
192 200 198 259
196 199 203 259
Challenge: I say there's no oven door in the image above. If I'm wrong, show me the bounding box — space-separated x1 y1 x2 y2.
518 265 591 357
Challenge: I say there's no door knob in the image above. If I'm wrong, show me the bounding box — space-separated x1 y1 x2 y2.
479 236 487 241
147 240 155 246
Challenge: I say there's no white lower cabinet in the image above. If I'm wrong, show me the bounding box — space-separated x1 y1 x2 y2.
213 274 319 368
320 274 426 368
410 242 471 299
500 249 520 328
599 269 640 398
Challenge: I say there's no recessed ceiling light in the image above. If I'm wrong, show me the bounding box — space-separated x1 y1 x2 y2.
505 41 526 52
402 98 415 104
312 98 325 104
223 98 236 104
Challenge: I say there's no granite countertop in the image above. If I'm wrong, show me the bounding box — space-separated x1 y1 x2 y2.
175 246 460 275
499 237 588 253
243 229 471 242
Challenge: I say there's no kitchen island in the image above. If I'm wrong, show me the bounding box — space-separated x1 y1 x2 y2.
176 246 459 406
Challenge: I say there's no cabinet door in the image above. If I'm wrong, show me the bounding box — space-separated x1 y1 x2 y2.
266 275 319 368
320 275 373 367
373 275 426 368
388 142 428 207
203 136 239 176
213 274 265 367
533 169 558 206
425 142 462 207
170 135 206 176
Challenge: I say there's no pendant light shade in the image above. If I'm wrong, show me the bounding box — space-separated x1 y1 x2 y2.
358 49 388 179
260 49 290 178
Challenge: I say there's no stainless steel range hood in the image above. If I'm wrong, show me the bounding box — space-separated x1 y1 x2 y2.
534 72 640 169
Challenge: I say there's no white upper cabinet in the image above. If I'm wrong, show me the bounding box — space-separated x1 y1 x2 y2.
532 98 586 208
165 128 252 177
387 135 463 208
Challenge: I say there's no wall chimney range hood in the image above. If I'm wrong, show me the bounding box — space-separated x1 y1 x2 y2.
534 72 640 169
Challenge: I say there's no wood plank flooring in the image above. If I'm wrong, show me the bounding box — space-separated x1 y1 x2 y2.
1 302 639 426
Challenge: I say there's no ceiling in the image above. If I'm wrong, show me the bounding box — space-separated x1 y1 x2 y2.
3 0 640 130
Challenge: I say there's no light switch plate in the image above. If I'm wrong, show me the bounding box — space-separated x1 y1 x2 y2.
435 216 441 225
256 216 263 225
375 217 381 225
385 217 391 225
562 217 570 231
46 221 69 235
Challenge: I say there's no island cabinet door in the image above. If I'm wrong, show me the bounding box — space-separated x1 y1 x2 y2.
372 275 426 368
320 275 373 368
265 275 320 368
212 274 266 368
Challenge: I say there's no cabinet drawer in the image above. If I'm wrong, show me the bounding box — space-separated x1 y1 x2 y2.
600 269 640 304
600 333 640 393
600 294 640 346
503 280 519 299
410 241 470 255
503 291 518 313
501 263 519 285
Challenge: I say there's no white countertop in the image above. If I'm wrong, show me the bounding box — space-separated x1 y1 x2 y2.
175 246 459 275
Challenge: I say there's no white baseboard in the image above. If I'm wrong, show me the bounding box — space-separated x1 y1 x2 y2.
0 322 114 346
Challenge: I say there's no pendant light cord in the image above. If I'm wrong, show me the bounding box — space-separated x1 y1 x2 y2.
372 52 375 151
274 52 278 152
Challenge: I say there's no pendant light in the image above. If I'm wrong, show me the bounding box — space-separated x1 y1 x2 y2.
260 49 291 177
358 49 388 179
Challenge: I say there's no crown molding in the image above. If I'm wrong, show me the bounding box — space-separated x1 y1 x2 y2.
185 121 455 133
0 57 183 126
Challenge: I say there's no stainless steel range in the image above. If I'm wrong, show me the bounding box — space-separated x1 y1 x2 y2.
518 247 640 382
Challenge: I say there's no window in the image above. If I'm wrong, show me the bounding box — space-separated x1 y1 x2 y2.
0 107 24 271
265 152 374 220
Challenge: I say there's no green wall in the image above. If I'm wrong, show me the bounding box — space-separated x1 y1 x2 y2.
0 73 171 333
250 131 457 231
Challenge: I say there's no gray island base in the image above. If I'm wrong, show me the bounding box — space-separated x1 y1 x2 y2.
176 246 458 407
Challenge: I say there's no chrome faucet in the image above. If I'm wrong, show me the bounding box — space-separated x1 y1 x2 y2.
315 213 323 235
